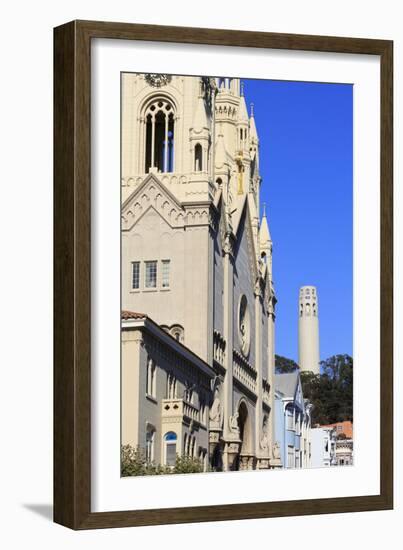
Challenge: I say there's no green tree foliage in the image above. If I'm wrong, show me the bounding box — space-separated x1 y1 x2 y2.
275 354 299 374
121 444 205 476
300 354 353 425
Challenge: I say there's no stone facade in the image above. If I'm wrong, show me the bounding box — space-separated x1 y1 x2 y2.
121 73 279 471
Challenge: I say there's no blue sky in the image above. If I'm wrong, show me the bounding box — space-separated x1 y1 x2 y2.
243 79 353 362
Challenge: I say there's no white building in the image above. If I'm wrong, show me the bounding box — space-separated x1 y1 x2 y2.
121 73 280 472
310 426 337 468
335 439 354 466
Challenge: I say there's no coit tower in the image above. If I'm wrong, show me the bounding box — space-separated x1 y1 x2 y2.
298 286 320 375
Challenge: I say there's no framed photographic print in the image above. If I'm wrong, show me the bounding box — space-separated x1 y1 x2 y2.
54 20 393 529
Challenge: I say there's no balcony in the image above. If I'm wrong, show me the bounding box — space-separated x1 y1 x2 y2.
161 398 200 424
233 350 257 394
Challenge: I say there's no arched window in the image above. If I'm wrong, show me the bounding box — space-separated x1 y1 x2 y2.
194 143 203 172
144 99 175 173
164 431 177 466
146 358 156 397
166 373 177 399
286 404 295 430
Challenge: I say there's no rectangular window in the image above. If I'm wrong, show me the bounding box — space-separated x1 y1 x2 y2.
161 259 170 288
166 443 176 466
131 261 140 289
286 408 295 430
287 446 295 468
145 260 157 288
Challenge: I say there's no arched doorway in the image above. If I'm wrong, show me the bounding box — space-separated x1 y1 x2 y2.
234 400 253 470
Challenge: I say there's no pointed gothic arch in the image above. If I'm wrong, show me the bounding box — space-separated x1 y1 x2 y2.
141 96 177 174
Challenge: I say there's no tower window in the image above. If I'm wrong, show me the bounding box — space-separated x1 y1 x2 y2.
145 260 157 288
161 259 170 288
194 143 203 172
144 99 175 173
131 261 140 289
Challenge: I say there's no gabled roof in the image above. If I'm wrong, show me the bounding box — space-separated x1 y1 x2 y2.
121 172 186 231
274 372 299 399
122 172 183 212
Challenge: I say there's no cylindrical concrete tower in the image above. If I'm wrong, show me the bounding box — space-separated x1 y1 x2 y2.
298 286 320 375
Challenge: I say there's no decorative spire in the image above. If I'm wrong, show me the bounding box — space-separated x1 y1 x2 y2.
215 125 229 168
192 83 209 131
238 92 249 123
259 205 272 245
249 102 258 142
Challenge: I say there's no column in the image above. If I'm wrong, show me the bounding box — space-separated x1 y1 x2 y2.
164 114 169 172
254 283 263 466
222 233 234 470
151 115 155 169
268 300 276 463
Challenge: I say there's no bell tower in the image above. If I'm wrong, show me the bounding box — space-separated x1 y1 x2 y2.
298 286 320 375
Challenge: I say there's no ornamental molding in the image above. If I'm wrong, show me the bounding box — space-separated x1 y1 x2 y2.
144 74 172 88
122 174 214 230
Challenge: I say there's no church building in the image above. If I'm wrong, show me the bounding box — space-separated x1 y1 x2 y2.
121 73 281 472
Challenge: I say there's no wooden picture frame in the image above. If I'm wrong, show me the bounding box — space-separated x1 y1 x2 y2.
54 20 393 529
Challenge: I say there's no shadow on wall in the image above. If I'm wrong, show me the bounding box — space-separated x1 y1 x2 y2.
23 504 53 522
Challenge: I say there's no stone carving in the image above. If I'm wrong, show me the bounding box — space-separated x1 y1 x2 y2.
209 385 222 429
144 74 172 87
238 295 250 357
272 441 281 460
222 232 234 257
228 412 240 437
260 417 269 451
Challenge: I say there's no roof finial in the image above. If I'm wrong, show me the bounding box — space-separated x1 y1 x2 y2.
240 81 244 96
250 102 254 116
